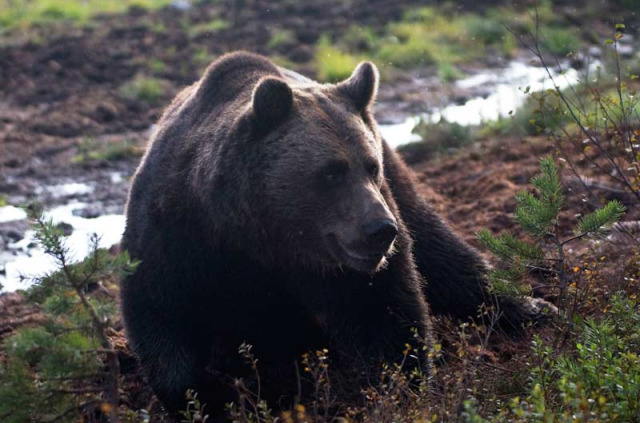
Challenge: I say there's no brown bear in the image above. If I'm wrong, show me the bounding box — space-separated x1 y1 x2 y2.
120 52 547 418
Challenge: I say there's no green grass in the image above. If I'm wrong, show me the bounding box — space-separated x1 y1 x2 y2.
313 6 524 83
341 25 379 52
72 138 143 163
540 27 582 57
268 29 296 49
188 18 229 38
118 74 167 104
0 0 173 31
314 35 362 82
147 58 167 74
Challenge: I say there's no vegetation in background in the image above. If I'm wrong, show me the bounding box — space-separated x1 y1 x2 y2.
0 207 138 423
539 27 581 56
518 23 640 204
399 118 473 164
314 35 362 82
188 19 230 38
312 4 574 83
0 0 173 31
118 74 167 105
268 29 297 50
73 138 144 163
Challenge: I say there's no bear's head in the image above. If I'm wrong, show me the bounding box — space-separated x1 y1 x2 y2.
189 55 400 274
223 61 400 274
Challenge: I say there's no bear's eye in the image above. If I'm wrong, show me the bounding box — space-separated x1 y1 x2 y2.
366 162 380 179
317 161 349 187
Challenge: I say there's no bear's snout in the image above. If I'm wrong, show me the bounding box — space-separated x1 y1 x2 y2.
361 218 398 251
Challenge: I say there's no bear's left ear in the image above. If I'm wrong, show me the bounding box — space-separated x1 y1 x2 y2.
251 77 293 130
336 62 379 111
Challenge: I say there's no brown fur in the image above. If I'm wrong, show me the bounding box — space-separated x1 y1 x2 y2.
121 52 546 419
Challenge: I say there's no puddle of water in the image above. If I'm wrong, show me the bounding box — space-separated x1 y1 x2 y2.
378 117 421 146
110 172 124 184
1 202 126 292
380 60 595 148
0 205 27 223
34 182 94 198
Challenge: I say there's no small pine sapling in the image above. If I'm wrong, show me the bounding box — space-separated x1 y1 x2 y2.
477 156 625 310
0 206 138 423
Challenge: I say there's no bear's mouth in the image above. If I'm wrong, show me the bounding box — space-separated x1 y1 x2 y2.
327 234 390 273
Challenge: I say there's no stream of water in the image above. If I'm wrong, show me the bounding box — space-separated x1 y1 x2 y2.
380 60 589 148
0 59 592 292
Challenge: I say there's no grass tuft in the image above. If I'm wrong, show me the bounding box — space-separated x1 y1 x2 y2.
0 0 173 30
118 74 167 104
314 35 361 82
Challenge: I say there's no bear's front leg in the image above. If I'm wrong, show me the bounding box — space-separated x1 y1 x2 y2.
381 141 553 330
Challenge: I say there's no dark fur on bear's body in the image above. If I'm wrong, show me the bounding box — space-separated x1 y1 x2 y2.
121 52 541 418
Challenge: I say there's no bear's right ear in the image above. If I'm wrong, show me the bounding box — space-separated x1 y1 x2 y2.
251 77 293 131
336 61 379 112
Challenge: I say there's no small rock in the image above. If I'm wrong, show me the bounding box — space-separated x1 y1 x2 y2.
55 222 73 236
72 206 101 219
588 46 601 58
570 54 586 70
170 0 191 11
4 229 24 243
618 44 634 58
94 102 119 122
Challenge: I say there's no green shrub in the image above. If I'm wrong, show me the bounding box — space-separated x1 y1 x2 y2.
463 15 508 46
540 27 581 57
513 294 640 422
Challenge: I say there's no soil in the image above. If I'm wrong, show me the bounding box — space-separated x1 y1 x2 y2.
1 0 639 421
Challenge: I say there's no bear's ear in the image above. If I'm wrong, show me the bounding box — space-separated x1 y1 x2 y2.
251 77 293 130
336 62 379 111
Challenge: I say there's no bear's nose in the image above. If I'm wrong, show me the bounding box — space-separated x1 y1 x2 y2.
362 218 398 249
